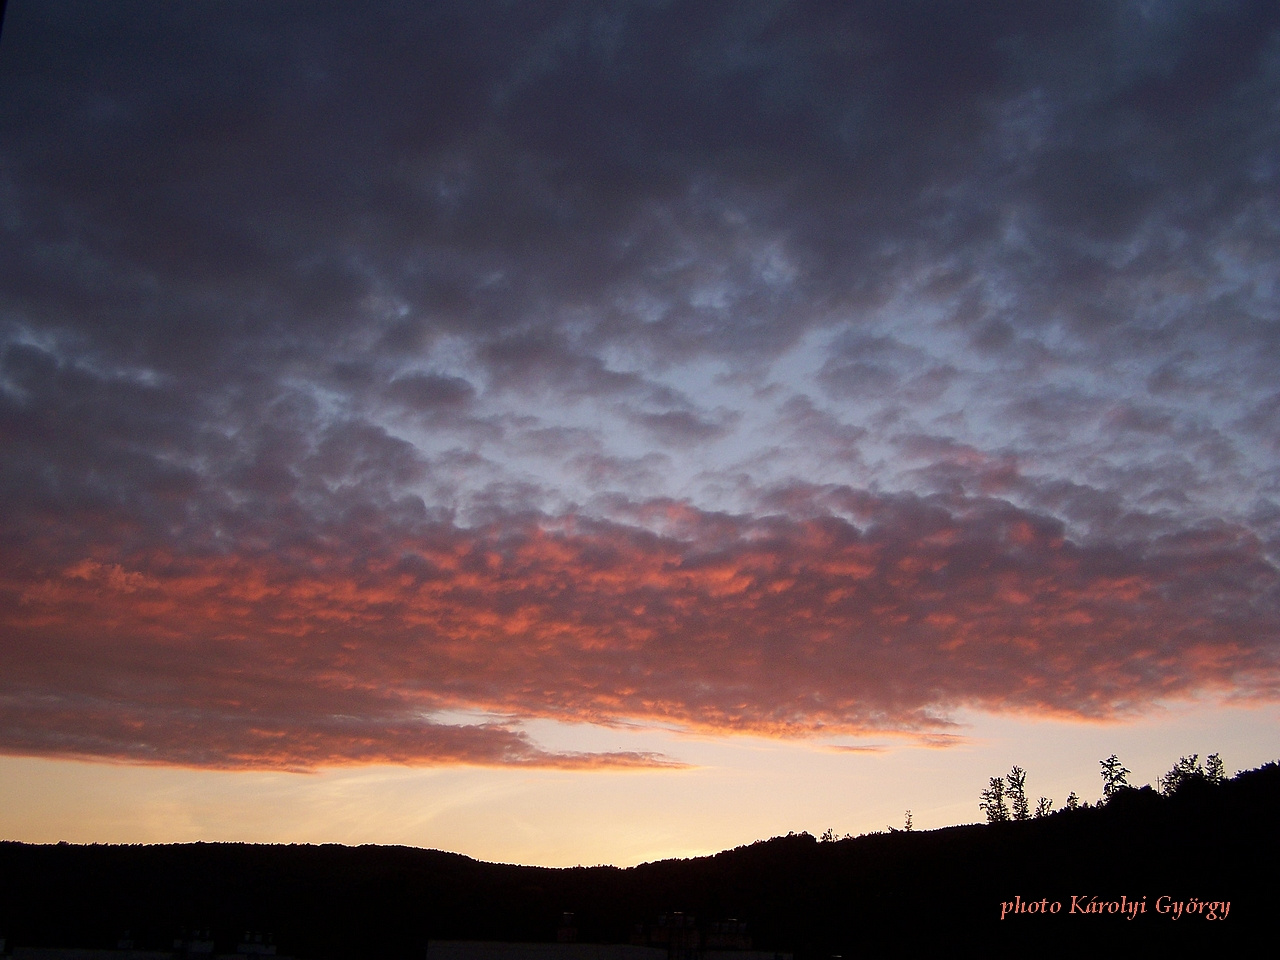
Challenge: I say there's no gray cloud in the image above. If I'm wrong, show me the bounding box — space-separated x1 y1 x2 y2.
384 372 477 413
2 0 1279 767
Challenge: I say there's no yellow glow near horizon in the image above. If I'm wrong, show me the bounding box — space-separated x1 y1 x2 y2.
2 701 1275 868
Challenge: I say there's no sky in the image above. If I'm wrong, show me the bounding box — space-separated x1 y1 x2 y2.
2 0 1280 868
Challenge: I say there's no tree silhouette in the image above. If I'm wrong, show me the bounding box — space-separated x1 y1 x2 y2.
1159 753 1226 795
1100 754 1130 800
979 776 1009 823
1007 766 1031 821
1034 796 1054 818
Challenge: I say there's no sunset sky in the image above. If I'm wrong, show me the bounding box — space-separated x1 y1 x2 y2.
2 0 1280 867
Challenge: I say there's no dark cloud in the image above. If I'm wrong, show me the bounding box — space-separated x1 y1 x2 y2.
384 372 476 413
2 690 680 772
776 395 866 453
1 0 1279 767
569 451 671 492
818 333 958 404
480 333 654 400
626 407 739 447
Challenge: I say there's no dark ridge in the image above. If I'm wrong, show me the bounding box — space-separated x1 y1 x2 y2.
1 762 1276 957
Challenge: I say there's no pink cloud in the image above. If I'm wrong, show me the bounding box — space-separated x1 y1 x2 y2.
2 488 1276 769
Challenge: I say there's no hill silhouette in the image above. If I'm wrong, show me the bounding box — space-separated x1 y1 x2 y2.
1 762 1276 957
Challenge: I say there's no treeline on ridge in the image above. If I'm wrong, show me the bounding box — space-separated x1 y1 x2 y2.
977 751 1231 824
0 758 1275 958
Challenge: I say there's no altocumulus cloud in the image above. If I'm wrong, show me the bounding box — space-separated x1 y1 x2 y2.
1 0 1279 769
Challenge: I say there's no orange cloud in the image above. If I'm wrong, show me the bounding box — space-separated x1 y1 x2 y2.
2 488 1277 769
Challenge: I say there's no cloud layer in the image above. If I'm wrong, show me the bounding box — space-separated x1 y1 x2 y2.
2 0 1279 768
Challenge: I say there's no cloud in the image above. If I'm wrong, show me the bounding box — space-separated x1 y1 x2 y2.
567 451 671 492
827 744 889 755
625 408 739 447
384 372 477 413
818 333 957 405
0 694 682 772
1 1 1279 769
2 486 1276 768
